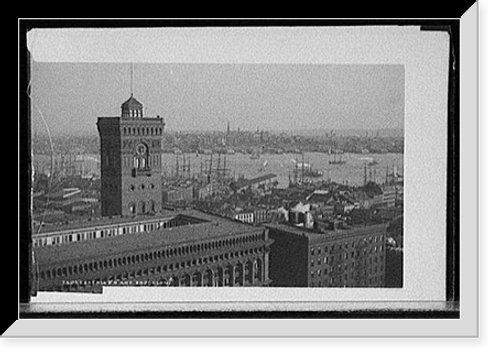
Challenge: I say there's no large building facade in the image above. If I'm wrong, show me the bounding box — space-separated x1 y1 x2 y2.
34 211 273 293
97 95 164 217
266 223 387 288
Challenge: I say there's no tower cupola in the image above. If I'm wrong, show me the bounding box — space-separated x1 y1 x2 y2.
121 95 143 118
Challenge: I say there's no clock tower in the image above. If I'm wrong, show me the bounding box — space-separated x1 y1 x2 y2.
97 95 165 217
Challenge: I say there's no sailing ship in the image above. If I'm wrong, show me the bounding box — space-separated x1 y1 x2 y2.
290 155 322 184
328 147 346 165
329 153 347 165
297 156 323 178
303 166 323 178
358 156 379 166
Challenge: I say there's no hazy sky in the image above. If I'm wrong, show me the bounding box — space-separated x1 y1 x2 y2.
30 62 404 135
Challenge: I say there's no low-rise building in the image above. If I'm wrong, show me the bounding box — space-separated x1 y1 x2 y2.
32 212 179 247
194 182 213 200
380 184 397 207
162 185 194 204
252 207 269 224
306 190 333 206
353 181 384 209
332 201 356 213
231 173 277 194
232 210 255 224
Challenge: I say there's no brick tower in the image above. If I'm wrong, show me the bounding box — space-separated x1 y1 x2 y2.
97 94 164 217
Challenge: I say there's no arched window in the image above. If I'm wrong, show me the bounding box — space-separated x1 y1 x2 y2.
129 202 136 215
139 201 146 214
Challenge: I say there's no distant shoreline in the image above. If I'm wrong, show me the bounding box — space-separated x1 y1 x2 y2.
32 128 405 138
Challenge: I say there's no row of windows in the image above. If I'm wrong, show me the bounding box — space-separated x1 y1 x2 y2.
129 183 155 191
128 200 158 215
122 139 161 150
35 222 264 250
310 235 385 257
123 126 162 137
40 245 267 281
310 263 385 279
330 260 385 273
123 109 143 118
123 155 161 169
234 213 254 223
311 274 385 288
310 248 385 267
163 233 265 258
60 258 265 290
102 154 160 170
34 220 170 247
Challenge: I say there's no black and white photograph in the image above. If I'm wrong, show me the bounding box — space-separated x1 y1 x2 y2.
30 61 404 294
11 14 481 340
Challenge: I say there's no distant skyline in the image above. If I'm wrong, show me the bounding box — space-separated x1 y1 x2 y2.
30 62 404 136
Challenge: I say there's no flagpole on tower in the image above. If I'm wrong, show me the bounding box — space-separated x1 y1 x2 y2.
130 63 134 97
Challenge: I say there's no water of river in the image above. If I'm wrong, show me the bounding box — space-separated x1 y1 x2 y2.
162 152 404 188
33 152 404 189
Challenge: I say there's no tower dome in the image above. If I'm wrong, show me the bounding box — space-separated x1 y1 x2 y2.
121 95 143 118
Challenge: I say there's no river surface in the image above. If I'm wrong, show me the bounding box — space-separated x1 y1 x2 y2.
33 152 404 188
163 152 403 188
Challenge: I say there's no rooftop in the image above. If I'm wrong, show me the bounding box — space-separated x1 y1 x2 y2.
265 222 388 243
121 95 143 110
232 173 277 189
34 210 264 266
33 210 180 236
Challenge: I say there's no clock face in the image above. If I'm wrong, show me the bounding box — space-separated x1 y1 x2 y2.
136 143 147 155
